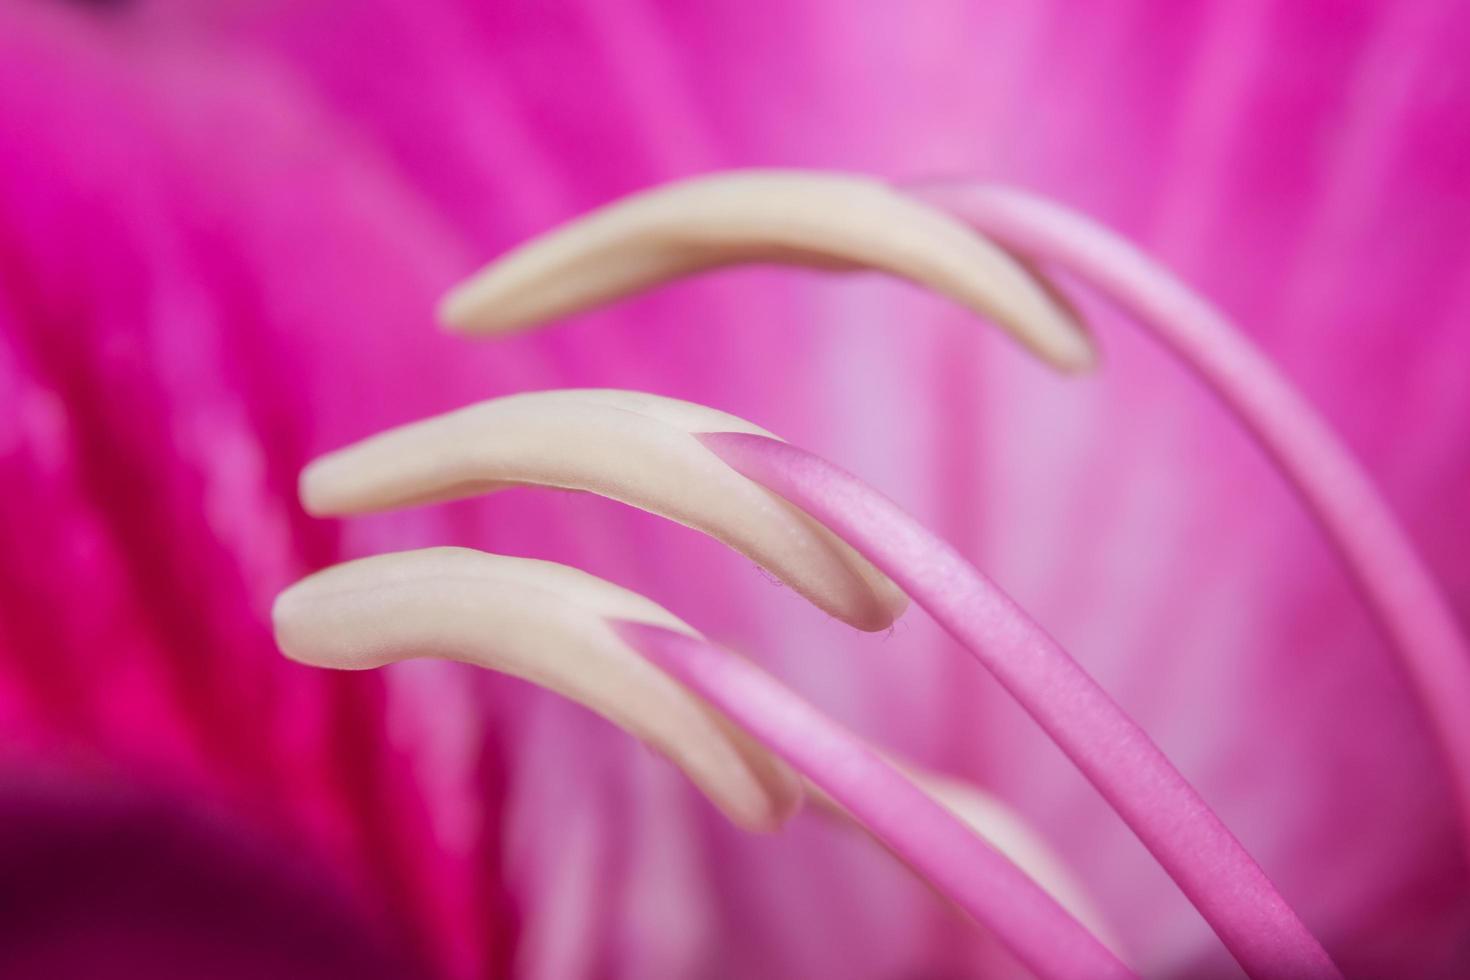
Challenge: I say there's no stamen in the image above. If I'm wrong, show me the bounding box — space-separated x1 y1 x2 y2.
701 431 1342 980
300 389 906 631
272 546 803 831
919 183 1470 853
614 620 1136 980
437 170 1096 372
275 545 1129 972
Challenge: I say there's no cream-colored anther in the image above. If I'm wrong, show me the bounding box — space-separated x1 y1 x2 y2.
273 547 803 831
301 389 907 631
439 170 1094 371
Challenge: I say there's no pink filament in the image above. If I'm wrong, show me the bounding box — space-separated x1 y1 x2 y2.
613 620 1136 980
921 184 1470 855
701 431 1341 980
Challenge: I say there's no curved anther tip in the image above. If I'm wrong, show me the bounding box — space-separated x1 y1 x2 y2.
272 547 803 832
800 763 1121 953
903 770 1122 951
437 169 1096 372
299 389 908 632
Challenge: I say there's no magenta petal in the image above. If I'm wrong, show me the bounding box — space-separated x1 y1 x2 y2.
0 772 428 980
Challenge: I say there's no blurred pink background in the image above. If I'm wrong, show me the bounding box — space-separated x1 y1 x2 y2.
1 1 1467 977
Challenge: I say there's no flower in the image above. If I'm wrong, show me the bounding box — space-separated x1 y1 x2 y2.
2 1 1468 977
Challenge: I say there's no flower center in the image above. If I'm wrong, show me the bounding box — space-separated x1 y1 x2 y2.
275 169 1469 979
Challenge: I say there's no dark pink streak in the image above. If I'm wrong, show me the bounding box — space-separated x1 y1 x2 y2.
925 184 1470 857
701 431 1340 980
613 621 1136 980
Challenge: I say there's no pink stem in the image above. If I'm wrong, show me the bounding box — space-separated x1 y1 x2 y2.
613 620 1136 980
921 184 1470 855
701 431 1340 980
